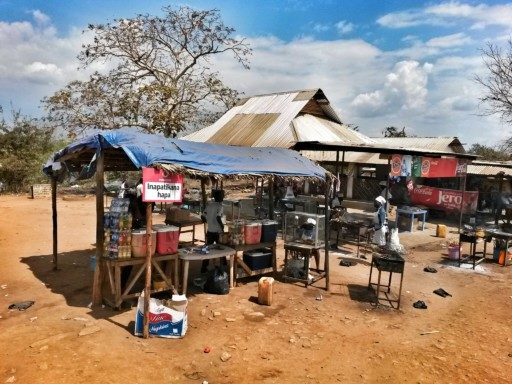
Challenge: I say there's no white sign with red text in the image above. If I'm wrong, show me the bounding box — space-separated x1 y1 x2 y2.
142 167 183 203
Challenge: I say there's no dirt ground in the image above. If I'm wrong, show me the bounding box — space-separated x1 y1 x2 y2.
1 194 512 384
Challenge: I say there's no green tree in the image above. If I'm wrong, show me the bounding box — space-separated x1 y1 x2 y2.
0 108 66 192
382 126 407 137
468 143 511 161
43 6 251 138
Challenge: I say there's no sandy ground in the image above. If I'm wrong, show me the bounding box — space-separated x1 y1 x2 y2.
0 194 511 384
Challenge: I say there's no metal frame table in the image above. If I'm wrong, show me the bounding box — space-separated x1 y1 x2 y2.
368 253 405 309
178 246 236 295
483 229 512 267
283 242 325 287
335 221 372 258
458 232 491 269
396 208 427 232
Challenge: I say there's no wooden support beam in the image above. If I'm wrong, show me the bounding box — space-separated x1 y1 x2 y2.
201 178 207 212
92 149 105 306
143 202 153 339
324 177 332 291
268 177 274 220
51 176 58 270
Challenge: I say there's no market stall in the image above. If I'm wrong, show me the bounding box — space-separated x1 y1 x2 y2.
44 129 330 338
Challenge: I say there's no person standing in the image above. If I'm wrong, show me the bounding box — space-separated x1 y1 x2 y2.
372 196 388 246
201 189 225 273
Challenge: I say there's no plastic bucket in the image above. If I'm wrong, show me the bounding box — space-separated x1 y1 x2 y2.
448 244 460 260
131 229 156 258
244 222 262 245
156 225 179 255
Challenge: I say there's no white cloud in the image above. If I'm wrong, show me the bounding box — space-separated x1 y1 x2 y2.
312 23 330 33
32 10 50 25
426 32 471 48
335 20 354 35
0 11 92 112
378 2 512 30
350 61 433 117
377 9 447 28
427 2 512 29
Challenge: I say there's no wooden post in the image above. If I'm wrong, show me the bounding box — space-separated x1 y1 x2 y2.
458 172 467 235
92 149 105 306
340 151 345 198
333 151 340 197
324 176 331 291
386 157 391 211
143 202 153 339
51 176 58 270
268 177 274 220
201 178 208 211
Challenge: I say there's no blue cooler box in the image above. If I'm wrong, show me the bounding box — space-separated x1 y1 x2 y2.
261 220 278 242
243 248 273 270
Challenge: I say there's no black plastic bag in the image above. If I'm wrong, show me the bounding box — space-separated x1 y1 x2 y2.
204 267 230 295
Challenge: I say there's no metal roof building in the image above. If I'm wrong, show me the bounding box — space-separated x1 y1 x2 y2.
183 89 375 148
468 160 512 177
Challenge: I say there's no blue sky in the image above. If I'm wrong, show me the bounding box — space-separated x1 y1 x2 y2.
1 0 511 145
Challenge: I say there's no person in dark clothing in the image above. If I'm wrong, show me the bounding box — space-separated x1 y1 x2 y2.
200 189 226 273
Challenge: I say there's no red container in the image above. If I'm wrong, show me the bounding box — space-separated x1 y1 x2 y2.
131 229 157 258
156 225 179 254
244 222 262 245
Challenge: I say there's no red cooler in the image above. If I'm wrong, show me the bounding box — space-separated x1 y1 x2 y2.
245 222 262 245
156 225 179 254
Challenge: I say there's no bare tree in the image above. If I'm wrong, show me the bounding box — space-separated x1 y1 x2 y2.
475 39 512 124
43 6 251 138
382 126 407 137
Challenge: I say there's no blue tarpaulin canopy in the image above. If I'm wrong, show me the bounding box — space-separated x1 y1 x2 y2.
45 129 327 180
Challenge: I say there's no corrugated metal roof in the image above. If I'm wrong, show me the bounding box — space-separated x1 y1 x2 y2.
468 161 512 176
375 137 464 153
183 88 353 147
306 137 463 164
206 113 280 146
293 114 375 144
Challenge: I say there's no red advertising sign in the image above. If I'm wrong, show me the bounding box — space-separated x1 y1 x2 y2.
391 155 467 178
417 157 466 178
389 154 412 177
142 167 183 203
410 185 478 213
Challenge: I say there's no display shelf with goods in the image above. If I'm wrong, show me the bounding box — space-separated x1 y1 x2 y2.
103 198 132 259
284 212 325 248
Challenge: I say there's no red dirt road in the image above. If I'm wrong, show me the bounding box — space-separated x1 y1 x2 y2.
0 195 511 383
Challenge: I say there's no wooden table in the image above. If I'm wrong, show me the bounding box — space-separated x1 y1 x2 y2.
165 216 204 244
231 242 277 279
283 242 325 287
178 246 236 295
101 253 179 309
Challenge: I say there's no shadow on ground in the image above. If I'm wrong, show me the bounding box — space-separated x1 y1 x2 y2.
20 250 138 324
